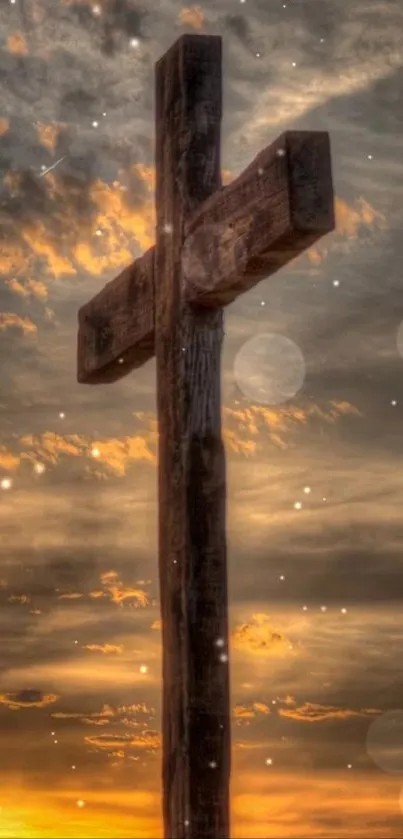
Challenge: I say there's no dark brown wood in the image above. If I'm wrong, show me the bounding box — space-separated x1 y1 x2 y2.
76 32 336 839
77 128 333 385
181 130 334 307
77 246 154 384
155 35 230 839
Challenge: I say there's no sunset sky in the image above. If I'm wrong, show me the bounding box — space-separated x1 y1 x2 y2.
1 0 403 836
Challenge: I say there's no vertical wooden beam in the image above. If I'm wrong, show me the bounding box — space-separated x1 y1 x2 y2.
155 35 230 839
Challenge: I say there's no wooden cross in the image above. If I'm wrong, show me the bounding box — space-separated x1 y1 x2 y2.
77 34 335 839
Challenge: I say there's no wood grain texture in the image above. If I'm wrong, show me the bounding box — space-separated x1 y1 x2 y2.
182 130 335 307
77 131 334 385
155 34 230 839
77 247 154 384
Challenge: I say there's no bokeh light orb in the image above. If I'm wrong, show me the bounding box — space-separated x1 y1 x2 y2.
366 710 403 775
233 333 306 405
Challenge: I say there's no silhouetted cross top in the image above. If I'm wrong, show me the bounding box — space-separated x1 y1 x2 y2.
77 33 335 839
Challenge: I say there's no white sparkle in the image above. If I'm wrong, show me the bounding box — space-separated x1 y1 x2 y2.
184 821 190 828
71 765 76 770
77 800 85 808
92 4 101 14
41 164 47 171
51 732 55 736
322 497 327 502
74 640 79 645
272 700 276 705
92 120 99 128
279 575 285 581
10 0 16 4
320 38 325 42
209 761 217 769
215 638 225 647
265 758 273 765
59 412 65 419
1 477 12 490
102 112 107 117
276 148 286 157
139 665 148 674
292 62 297 67
130 37 140 48
219 653 228 663
163 223 173 234
256 52 261 58
258 167 264 176
54 740 58 744
95 228 103 236
91 447 100 458
118 357 124 364
302 605 308 611
341 607 347 614
320 605 327 612
294 501 302 510
260 300 265 306
391 400 398 406
368 154 373 160
347 763 352 769
303 486 311 494
34 463 45 475
333 280 340 287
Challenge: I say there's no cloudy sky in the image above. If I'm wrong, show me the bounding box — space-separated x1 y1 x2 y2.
0 0 403 836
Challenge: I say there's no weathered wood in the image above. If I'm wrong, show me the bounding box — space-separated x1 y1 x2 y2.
155 35 230 839
181 130 334 307
77 246 154 384
77 130 334 386
76 31 336 839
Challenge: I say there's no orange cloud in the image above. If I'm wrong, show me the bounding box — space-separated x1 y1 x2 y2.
85 730 161 751
232 613 292 656
57 592 84 600
0 447 20 471
0 313 37 334
98 571 150 608
6 33 28 55
0 118 9 136
223 401 361 454
336 196 386 237
34 122 64 153
0 690 58 710
179 6 204 30
151 619 162 631
233 702 271 725
279 701 381 722
5 277 49 301
84 643 123 654
20 432 84 464
277 695 297 707
0 398 360 483
88 435 157 474
306 196 387 267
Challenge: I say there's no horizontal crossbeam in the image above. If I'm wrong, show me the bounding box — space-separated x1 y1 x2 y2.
77 130 334 385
